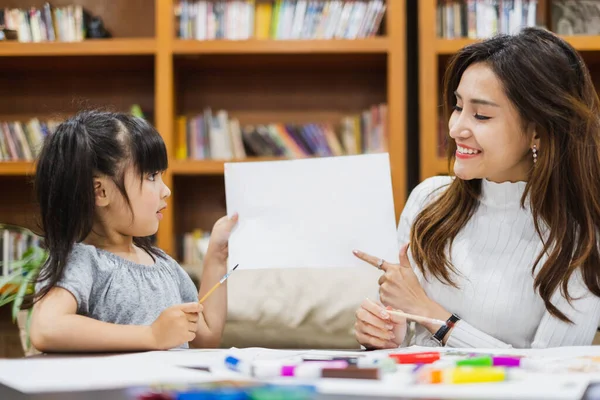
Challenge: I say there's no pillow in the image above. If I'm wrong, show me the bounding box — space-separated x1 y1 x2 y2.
224 267 382 348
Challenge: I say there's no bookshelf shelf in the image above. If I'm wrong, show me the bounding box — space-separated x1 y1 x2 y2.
171 158 286 175
172 38 389 55
436 36 600 55
0 162 35 176
0 38 156 57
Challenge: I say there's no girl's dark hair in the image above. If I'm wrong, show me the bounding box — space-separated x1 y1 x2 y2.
32 110 168 304
411 27 600 322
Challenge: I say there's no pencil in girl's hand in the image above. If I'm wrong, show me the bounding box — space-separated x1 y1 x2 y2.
198 264 239 304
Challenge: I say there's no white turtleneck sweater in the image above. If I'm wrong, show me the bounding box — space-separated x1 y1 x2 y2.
399 176 600 348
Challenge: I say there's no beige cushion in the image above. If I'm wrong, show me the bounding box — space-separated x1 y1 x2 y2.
222 267 382 349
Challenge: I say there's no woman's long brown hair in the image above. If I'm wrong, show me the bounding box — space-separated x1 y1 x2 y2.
411 27 600 322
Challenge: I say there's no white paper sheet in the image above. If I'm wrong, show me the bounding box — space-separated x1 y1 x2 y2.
224 154 399 269
0 356 213 393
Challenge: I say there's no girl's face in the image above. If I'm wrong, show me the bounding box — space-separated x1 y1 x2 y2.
98 165 171 238
448 62 536 183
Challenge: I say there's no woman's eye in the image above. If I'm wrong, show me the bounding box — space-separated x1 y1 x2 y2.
474 113 491 121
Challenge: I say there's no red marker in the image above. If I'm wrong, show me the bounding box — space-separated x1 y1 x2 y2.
389 352 441 364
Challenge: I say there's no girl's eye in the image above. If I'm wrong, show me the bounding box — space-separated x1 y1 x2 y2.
148 172 159 181
474 113 491 121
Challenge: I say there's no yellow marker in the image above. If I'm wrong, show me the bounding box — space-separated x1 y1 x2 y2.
445 367 506 384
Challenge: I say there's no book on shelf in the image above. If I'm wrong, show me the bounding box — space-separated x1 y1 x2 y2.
175 104 388 160
552 1 600 35
0 118 59 162
175 0 386 40
1 3 84 43
0 226 41 277
437 0 538 39
179 230 211 268
0 106 150 162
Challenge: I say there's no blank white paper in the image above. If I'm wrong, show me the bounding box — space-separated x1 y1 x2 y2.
224 154 399 269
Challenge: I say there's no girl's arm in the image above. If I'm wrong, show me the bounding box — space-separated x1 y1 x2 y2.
190 252 228 348
31 287 199 352
189 214 238 348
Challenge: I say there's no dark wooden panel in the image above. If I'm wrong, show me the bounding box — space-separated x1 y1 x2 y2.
0 176 40 235
175 54 387 122
0 56 154 119
173 175 227 238
0 305 24 359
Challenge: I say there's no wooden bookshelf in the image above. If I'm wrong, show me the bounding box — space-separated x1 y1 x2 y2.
172 38 389 54
0 38 156 56
171 158 286 175
0 162 35 176
419 0 600 180
435 36 600 55
0 0 407 261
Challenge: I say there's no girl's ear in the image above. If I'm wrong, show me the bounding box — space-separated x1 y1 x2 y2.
94 177 111 207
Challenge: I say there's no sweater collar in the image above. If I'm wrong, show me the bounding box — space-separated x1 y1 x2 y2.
480 178 528 208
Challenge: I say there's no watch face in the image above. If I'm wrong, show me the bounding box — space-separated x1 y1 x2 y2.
428 336 443 347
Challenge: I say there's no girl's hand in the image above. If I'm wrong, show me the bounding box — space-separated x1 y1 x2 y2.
354 298 406 349
149 302 201 350
205 213 239 265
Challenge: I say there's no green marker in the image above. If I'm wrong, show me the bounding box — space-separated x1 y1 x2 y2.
456 355 493 367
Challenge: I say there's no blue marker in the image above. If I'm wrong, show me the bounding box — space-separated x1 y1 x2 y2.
224 355 252 375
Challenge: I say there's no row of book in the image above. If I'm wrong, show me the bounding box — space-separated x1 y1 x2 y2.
176 0 386 40
0 228 42 277
179 231 211 267
437 0 538 39
552 1 600 35
1 4 85 43
175 104 387 160
0 119 59 162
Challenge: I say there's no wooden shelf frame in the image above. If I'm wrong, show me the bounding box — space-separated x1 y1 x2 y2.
0 38 157 56
0 0 407 257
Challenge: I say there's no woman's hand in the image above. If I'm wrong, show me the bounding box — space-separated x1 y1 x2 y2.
353 244 452 335
205 213 239 265
353 244 430 315
354 298 406 349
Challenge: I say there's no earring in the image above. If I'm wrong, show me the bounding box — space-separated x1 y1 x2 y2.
532 144 538 165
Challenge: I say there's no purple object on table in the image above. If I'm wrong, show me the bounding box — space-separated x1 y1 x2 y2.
493 356 521 367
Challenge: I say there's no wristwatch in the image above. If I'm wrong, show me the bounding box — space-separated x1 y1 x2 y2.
431 313 461 346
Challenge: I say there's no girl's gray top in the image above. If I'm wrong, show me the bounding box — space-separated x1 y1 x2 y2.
36 243 199 349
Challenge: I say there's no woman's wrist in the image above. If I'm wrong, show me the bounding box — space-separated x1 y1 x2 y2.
416 299 452 334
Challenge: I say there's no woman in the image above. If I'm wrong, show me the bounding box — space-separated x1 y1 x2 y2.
353 27 600 349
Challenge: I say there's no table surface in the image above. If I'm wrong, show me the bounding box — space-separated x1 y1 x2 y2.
2 351 599 400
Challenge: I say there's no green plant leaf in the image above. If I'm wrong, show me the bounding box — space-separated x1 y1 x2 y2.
0 295 16 308
11 268 36 321
0 269 23 289
25 308 33 351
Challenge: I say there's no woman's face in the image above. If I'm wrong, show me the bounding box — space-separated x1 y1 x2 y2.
448 62 535 183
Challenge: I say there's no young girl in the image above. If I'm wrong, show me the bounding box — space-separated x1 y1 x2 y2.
30 110 238 352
